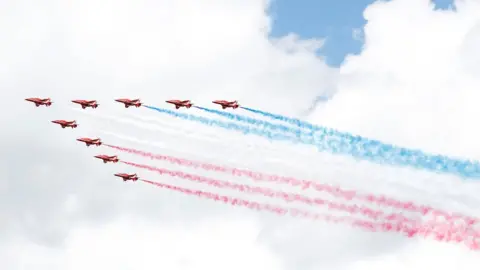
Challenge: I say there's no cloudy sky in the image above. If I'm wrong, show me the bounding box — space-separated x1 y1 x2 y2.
1 0 480 269
271 0 456 66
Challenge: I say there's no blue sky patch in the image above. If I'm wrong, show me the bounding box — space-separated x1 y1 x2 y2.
269 0 456 67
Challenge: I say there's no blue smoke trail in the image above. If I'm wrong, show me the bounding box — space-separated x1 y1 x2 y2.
195 106 311 138
145 105 480 179
241 106 317 130
144 105 302 143
241 106 342 138
241 106 480 178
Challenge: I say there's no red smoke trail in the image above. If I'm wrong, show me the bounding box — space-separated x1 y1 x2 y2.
106 144 478 225
123 160 412 223
140 179 480 251
124 160 480 240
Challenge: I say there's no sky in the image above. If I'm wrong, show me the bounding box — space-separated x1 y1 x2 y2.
1 0 480 269
270 0 456 66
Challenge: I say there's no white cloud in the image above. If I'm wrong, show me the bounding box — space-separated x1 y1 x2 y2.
347 239 480 270
1 0 480 269
0 218 283 270
314 0 480 159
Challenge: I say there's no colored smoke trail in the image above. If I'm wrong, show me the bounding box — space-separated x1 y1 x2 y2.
242 107 480 179
241 106 317 130
195 106 306 137
141 179 480 250
144 105 293 141
123 160 415 223
144 105 480 179
106 143 479 226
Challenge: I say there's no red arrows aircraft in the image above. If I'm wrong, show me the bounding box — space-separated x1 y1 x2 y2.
51 120 77 128
77 137 102 146
166 100 193 109
115 98 142 108
114 173 139 182
72 100 98 109
94 155 119 163
212 100 239 109
25 97 52 107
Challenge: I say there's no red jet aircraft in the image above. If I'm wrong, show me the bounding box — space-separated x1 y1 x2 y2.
115 98 142 108
114 173 139 182
94 155 119 163
77 137 102 146
212 100 240 109
51 120 77 128
166 100 193 109
25 98 52 107
72 100 98 109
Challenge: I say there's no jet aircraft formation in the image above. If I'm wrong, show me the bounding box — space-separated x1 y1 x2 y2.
24 96 480 250
25 97 241 182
